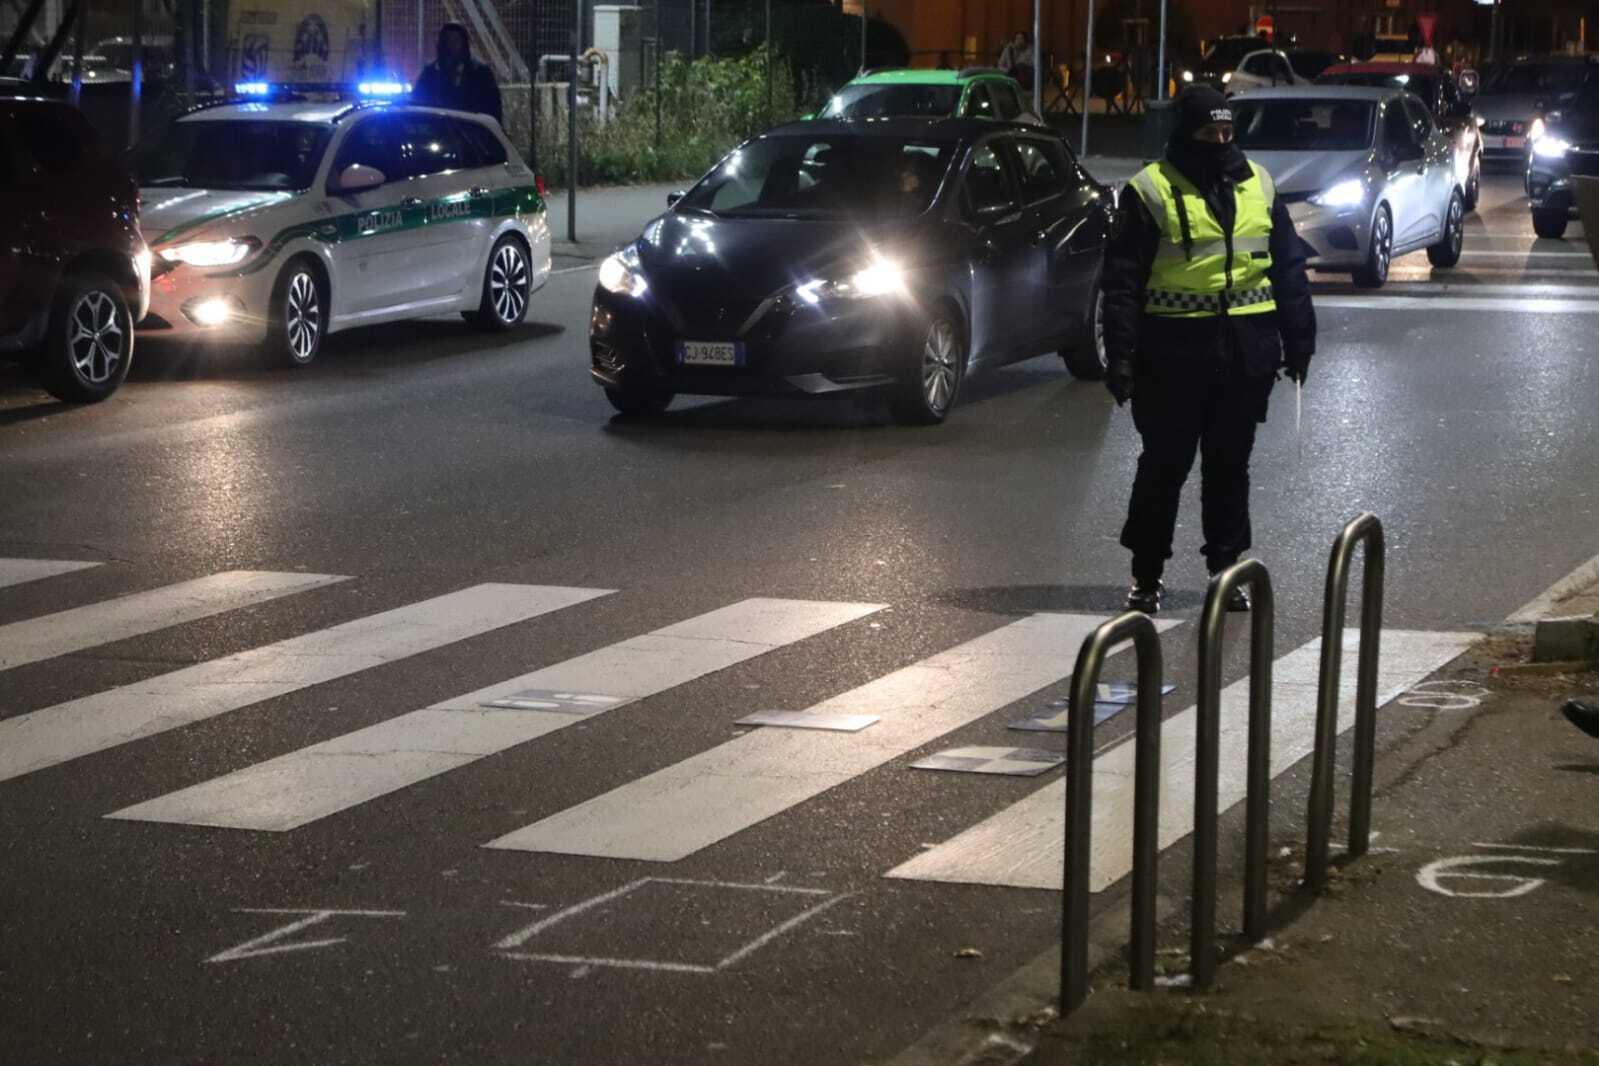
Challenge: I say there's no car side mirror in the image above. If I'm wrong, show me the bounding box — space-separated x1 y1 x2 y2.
666 190 684 206
1458 69 1479 97
332 163 385 194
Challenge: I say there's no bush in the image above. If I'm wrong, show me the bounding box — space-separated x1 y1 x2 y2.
535 46 798 188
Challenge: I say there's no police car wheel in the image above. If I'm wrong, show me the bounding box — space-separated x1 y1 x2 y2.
890 310 964 425
1427 192 1464 269
470 236 531 331
40 275 133 403
1532 208 1568 240
1353 204 1392 289
1062 285 1107 380
265 260 326 368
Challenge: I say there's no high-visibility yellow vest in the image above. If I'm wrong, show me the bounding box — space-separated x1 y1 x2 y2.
1125 160 1278 317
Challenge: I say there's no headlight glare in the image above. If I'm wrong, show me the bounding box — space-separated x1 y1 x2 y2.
795 255 907 303
1533 135 1572 160
1221 71 1233 84
597 247 648 297
1529 117 1546 142
158 237 259 267
1311 178 1367 208
1181 70 1194 83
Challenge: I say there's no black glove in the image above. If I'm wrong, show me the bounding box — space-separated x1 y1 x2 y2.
1283 350 1311 386
1105 356 1135 406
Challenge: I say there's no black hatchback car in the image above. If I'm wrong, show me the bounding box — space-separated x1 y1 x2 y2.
1527 78 1599 239
589 117 1113 424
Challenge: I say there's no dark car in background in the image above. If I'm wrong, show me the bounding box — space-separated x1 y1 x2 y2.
0 95 148 402
590 118 1113 424
1318 61 1483 208
1475 55 1599 167
1526 77 1599 238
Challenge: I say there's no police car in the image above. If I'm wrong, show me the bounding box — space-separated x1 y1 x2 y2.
130 83 550 366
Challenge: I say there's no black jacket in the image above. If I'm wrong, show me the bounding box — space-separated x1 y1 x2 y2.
412 57 503 125
1102 164 1316 380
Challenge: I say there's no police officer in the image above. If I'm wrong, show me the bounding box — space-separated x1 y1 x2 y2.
1103 85 1316 614
411 23 503 126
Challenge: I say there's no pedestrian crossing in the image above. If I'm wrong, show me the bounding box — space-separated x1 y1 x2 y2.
0 557 100 590
1 557 1477 896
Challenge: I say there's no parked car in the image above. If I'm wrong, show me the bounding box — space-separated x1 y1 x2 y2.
1231 86 1466 287
590 118 1113 424
1475 55 1599 168
1285 49 1347 81
1317 61 1483 209
1526 77 1599 238
816 68 1043 125
0 95 149 402
1183 37 1309 95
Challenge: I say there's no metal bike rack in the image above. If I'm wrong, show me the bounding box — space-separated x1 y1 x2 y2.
1190 559 1274 991
1060 611 1164 1014
1304 513 1385 892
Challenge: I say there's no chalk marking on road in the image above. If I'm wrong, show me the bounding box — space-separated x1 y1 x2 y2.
1317 295 1599 314
501 952 718 974
0 570 349 672
714 892 851 970
1416 855 1560 898
1397 680 1487 711
764 871 788 884
0 558 100 590
499 900 550 912
207 907 405 963
888 629 1475 891
109 598 881 831
1506 551 1599 623
0 583 610 785
1471 842 1599 854
484 613 1180 862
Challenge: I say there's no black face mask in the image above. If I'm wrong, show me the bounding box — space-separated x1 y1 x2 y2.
1166 86 1249 188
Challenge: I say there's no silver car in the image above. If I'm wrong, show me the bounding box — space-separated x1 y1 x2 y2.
1231 86 1467 288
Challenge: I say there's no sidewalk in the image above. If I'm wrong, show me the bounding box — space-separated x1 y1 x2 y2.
1017 619 1599 1063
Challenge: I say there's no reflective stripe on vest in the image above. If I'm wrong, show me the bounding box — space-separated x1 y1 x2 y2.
1128 160 1278 318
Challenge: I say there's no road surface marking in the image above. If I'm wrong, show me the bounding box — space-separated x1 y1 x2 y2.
1457 249 1593 259
1506 550 1599 623
0 570 348 672
483 613 1180 862
0 558 100 590
886 629 1476 891
1317 295 1599 314
207 908 406 963
0 584 610 785
108 598 882 831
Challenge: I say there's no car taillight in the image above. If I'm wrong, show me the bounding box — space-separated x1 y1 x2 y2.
535 174 548 198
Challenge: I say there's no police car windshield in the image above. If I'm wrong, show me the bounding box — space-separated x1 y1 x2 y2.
132 120 333 191
1232 99 1375 151
680 135 955 219
820 84 963 119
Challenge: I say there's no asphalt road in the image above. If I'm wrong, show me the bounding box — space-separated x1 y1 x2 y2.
1 172 1596 1066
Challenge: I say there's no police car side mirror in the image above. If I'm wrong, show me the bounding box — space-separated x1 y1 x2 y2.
332 163 386 194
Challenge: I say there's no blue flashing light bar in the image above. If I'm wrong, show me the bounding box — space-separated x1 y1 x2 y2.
234 81 272 96
357 80 412 97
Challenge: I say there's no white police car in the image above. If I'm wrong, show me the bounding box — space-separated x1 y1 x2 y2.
131 84 550 366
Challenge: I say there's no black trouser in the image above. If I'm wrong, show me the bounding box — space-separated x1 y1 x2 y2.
1120 363 1274 583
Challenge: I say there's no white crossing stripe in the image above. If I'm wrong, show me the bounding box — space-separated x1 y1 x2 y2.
108 598 882 831
0 584 610 785
0 558 100 590
484 613 1181 862
885 628 1476 891
0 571 349 672
1318 295 1599 314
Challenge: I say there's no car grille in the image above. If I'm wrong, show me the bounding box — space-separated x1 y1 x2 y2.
654 291 767 340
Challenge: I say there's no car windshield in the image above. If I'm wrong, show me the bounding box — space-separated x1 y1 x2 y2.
819 83 963 119
680 134 956 219
1202 38 1266 71
1484 63 1589 96
132 119 332 191
1321 72 1437 102
1232 98 1376 151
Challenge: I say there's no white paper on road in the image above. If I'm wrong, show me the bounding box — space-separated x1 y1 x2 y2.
0 584 611 785
0 558 100 590
0 570 348 672
109 598 883 831
886 628 1477 891
484 613 1181 862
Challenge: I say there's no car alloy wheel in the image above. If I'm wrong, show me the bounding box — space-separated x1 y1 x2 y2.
490 240 529 325
68 290 125 386
1092 288 1107 372
921 318 959 416
285 271 321 364
1372 209 1391 280
1448 196 1463 256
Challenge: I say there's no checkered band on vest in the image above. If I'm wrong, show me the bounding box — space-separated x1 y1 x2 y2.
1145 286 1274 313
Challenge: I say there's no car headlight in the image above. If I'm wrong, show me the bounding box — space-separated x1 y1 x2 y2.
1311 178 1367 208
1533 136 1572 160
1181 70 1194 83
158 237 260 268
794 256 908 304
597 246 648 298
1221 71 1233 84
1529 117 1546 142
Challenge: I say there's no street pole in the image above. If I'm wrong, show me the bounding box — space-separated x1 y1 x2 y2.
1080 0 1094 157
569 0 579 243
374 0 384 68
416 0 424 75
1032 0 1041 115
765 0 772 125
704 0 711 55
860 0 867 73
69 0 83 107
1157 0 1167 100
129 0 142 148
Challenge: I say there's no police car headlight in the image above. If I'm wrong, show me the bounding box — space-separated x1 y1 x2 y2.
597 246 648 298
1533 136 1572 160
1311 179 1367 208
159 237 260 268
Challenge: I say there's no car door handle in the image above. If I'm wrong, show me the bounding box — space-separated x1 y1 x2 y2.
400 196 424 207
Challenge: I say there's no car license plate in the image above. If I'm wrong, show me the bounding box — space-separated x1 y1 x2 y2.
1504 136 1526 149
677 340 743 366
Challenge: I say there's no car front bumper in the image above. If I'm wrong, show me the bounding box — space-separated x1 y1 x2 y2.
138 260 276 344
1286 199 1371 270
590 285 915 397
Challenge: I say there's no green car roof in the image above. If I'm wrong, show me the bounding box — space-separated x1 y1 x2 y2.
848 68 988 86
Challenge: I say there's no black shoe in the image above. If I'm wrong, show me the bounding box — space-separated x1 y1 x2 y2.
1225 586 1251 613
1125 580 1164 615
1561 700 1599 739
